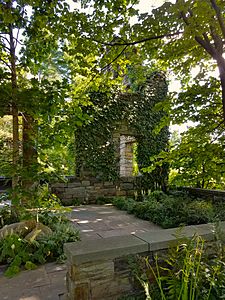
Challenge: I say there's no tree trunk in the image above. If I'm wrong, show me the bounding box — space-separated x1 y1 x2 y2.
217 57 225 123
22 113 38 191
9 26 20 191
7 5 20 216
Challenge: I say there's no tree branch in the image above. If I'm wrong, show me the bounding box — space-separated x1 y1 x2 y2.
0 40 10 52
0 34 10 44
210 0 225 40
210 25 223 54
93 31 183 47
0 58 11 70
195 35 217 58
14 28 20 49
101 45 128 71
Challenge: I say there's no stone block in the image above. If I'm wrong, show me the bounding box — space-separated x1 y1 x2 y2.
120 183 134 190
82 180 90 187
103 181 114 187
52 182 67 188
54 187 65 193
66 176 78 183
86 186 94 191
71 261 114 281
126 190 135 197
67 187 86 196
134 223 217 252
91 276 131 300
116 190 126 196
94 182 103 188
68 182 82 188
62 194 73 200
120 177 135 183
64 235 148 265
71 281 90 300
102 188 116 196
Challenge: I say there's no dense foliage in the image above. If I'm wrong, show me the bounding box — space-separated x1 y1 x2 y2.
76 72 169 191
113 191 225 228
0 211 79 277
136 233 225 300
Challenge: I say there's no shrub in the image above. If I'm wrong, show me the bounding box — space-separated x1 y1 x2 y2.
113 191 225 229
34 222 80 262
0 234 38 277
113 197 127 210
186 200 214 225
126 200 138 214
0 212 80 277
147 190 168 202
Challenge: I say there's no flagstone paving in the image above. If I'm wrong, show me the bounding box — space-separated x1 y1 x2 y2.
68 204 160 239
0 262 67 300
0 204 161 299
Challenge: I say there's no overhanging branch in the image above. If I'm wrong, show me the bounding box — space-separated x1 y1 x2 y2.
101 45 128 71
93 31 183 46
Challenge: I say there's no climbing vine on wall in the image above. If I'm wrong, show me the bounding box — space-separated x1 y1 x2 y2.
75 71 169 191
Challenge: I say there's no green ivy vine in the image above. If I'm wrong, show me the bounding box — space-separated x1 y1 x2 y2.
75 71 169 191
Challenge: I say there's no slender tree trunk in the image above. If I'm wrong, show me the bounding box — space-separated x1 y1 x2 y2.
22 113 38 191
217 57 225 123
9 25 20 191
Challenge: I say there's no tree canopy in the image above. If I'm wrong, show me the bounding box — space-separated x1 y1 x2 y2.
0 0 225 193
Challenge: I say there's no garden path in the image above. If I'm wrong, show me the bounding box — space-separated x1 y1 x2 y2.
68 204 160 240
0 204 160 300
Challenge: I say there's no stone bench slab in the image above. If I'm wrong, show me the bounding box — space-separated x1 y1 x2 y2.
64 235 148 265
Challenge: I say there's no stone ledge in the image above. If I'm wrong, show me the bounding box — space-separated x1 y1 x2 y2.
134 222 222 251
64 222 225 266
64 235 148 265
182 187 225 199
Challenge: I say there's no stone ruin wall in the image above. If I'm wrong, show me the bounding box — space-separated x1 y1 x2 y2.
52 123 140 205
51 176 138 205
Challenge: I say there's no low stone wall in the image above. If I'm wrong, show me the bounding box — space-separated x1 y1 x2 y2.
64 222 223 300
51 176 138 205
182 187 225 201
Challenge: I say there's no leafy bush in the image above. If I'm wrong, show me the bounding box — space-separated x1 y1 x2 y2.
0 234 38 277
113 191 220 228
0 212 79 277
186 200 214 225
113 197 134 210
36 222 80 262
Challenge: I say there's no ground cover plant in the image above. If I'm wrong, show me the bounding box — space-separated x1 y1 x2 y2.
0 186 80 277
113 191 225 228
0 210 79 277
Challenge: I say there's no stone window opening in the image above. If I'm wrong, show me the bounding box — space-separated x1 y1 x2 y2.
119 135 138 177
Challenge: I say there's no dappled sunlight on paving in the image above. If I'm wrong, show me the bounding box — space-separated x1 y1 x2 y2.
20 297 41 300
69 204 160 239
77 220 89 224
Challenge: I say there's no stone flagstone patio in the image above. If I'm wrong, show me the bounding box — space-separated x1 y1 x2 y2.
0 204 160 300
68 204 160 240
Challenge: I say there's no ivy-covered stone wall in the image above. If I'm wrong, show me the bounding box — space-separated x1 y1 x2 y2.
75 71 169 192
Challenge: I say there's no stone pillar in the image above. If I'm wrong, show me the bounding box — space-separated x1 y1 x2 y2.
64 235 148 300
